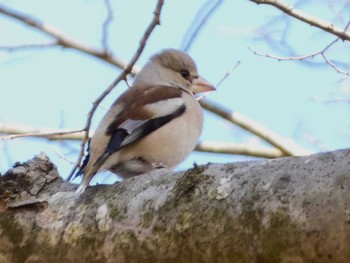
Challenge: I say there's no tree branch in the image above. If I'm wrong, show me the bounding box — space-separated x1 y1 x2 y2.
250 0 350 41
0 123 84 141
0 123 286 158
0 4 137 73
249 21 350 77
0 41 60 51
2 149 350 261
195 141 286 158
200 99 312 156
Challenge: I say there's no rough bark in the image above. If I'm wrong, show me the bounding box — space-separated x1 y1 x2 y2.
0 149 350 263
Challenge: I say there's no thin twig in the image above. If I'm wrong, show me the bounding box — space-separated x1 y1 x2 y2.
321 53 350 76
215 61 241 88
50 146 76 165
249 34 350 76
248 46 320 61
0 123 85 141
0 124 84 140
249 36 341 61
196 60 241 101
125 78 132 88
0 41 59 51
67 0 164 181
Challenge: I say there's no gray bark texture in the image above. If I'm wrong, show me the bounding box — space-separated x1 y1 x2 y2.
0 149 350 263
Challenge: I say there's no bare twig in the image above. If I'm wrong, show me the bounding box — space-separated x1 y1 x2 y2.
248 46 320 61
196 61 241 101
0 123 84 140
249 34 350 76
215 61 241 88
200 99 313 156
250 0 350 41
195 141 286 158
0 41 59 51
181 0 223 51
101 0 114 52
125 78 132 89
50 146 76 165
0 4 138 74
67 0 164 181
320 53 350 76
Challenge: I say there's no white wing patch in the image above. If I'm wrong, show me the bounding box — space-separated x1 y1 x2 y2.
119 119 148 134
143 97 183 117
115 97 185 148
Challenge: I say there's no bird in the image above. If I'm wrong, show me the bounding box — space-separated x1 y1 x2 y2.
75 48 215 193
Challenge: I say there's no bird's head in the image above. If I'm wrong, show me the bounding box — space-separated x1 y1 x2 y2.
137 48 215 95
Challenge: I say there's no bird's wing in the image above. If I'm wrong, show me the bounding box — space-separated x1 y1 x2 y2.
94 85 186 165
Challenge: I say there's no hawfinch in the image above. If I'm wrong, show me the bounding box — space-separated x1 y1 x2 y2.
76 49 215 193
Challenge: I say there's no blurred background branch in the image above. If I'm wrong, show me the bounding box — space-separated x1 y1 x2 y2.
0 4 138 73
250 0 350 41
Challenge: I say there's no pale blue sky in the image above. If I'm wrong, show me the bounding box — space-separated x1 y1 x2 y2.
1 0 349 184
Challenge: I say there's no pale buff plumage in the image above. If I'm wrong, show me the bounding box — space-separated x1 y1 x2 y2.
76 49 214 193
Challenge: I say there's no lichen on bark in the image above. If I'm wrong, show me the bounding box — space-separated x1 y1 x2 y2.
1 150 350 262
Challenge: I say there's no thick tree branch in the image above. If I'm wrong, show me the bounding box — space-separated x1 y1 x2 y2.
250 0 350 41
1 149 350 261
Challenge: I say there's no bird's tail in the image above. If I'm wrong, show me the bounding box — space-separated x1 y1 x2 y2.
76 177 89 193
75 163 100 193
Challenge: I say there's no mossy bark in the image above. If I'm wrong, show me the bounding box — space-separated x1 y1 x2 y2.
1 149 350 263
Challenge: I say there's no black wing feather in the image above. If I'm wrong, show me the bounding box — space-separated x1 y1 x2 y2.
74 139 91 178
95 104 186 165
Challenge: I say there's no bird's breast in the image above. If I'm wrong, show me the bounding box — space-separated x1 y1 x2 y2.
117 93 203 170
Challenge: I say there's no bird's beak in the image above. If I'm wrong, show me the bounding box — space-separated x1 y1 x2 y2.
191 76 216 94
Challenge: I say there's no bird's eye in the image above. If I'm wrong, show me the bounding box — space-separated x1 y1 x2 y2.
180 70 190 80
